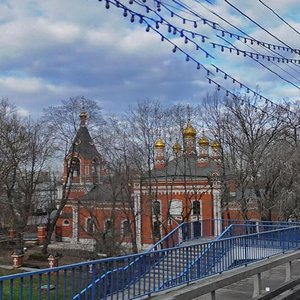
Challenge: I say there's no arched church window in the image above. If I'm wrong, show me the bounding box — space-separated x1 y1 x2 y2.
63 219 70 226
122 220 130 237
152 200 161 216
153 220 161 239
170 200 182 216
70 157 80 177
246 220 258 234
192 201 201 216
92 158 100 183
85 166 90 175
105 219 113 236
86 218 94 234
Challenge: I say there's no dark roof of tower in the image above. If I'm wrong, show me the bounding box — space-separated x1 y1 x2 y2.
70 120 101 159
149 155 214 179
79 182 125 204
145 155 233 180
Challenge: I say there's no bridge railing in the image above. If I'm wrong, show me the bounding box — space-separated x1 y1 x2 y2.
150 219 222 251
161 219 300 244
159 222 297 289
159 223 234 289
161 225 300 291
190 223 300 276
149 222 185 252
73 219 207 299
1 225 300 300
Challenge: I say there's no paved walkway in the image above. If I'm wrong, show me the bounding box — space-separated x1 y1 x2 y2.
181 237 215 247
0 264 38 272
194 260 300 300
152 258 300 300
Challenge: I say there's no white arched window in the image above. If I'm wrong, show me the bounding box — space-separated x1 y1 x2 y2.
169 200 182 216
92 158 100 183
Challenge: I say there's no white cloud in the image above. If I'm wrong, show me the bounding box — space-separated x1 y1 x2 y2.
0 76 42 93
17 107 30 117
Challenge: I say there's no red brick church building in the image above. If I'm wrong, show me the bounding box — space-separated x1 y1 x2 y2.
56 112 133 252
56 112 253 252
132 122 227 249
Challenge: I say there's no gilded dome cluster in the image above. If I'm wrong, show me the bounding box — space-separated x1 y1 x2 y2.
154 122 221 152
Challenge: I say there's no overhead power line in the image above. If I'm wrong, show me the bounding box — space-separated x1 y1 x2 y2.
217 36 300 88
164 0 300 73
258 0 300 37
97 0 300 121
224 0 298 53
183 0 300 54
191 0 300 77
159 0 300 86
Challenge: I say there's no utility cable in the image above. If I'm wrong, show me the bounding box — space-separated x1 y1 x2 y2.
224 0 298 52
258 0 300 37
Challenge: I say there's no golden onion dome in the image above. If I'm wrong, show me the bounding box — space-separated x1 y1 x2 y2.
172 141 182 152
80 111 87 118
211 140 221 149
155 138 165 149
80 111 87 126
198 133 209 146
183 122 196 138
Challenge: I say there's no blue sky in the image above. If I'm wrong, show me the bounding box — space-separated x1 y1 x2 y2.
0 0 299 116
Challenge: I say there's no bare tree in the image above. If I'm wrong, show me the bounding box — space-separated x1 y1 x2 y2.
202 91 300 221
0 99 54 250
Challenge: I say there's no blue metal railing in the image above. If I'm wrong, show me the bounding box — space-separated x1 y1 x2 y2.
148 221 185 251
73 220 206 299
1 220 300 300
158 222 295 289
193 223 297 273
72 221 186 299
160 225 300 291
73 221 300 298
74 219 218 299
158 223 234 289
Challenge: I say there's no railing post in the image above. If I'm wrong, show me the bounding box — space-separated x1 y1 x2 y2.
244 237 248 265
186 247 189 284
91 263 96 300
253 273 262 298
285 261 292 282
178 225 183 244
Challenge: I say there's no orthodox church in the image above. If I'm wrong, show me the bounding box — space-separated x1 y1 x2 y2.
132 122 227 249
56 112 133 250
56 112 238 251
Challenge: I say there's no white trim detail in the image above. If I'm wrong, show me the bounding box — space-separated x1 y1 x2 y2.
134 193 142 250
72 207 78 242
